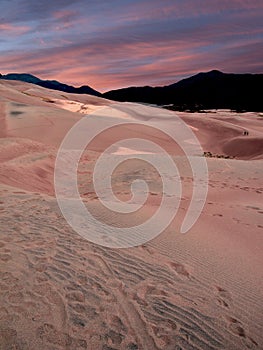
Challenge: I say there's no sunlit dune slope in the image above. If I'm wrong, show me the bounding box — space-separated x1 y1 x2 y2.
0 79 262 350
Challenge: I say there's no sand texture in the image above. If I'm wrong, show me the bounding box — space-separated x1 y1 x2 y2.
0 79 262 349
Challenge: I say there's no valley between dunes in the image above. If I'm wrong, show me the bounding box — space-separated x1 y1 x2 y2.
0 79 262 350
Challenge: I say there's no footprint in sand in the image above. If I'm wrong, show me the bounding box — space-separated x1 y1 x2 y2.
169 262 191 279
225 316 259 348
37 323 88 349
0 327 28 349
141 244 155 255
215 285 232 308
225 316 246 338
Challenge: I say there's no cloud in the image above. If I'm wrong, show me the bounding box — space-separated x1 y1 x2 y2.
0 0 262 90
0 23 30 35
0 0 81 23
1 35 262 92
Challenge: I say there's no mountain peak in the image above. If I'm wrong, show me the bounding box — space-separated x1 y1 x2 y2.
204 69 223 75
1 73 41 84
103 71 263 111
0 73 101 97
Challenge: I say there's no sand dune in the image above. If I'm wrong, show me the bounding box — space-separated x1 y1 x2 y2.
0 80 262 349
178 110 263 159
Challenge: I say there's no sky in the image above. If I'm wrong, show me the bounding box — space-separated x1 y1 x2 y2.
0 0 263 92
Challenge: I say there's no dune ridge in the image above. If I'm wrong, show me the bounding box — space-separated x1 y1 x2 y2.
0 80 262 349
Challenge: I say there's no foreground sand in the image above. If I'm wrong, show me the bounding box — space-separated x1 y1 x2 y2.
0 80 262 349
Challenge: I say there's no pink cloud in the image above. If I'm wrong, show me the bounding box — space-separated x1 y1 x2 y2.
0 0 262 92
0 36 260 92
1 36 261 92
53 10 76 20
51 9 79 30
0 23 30 35
118 0 263 23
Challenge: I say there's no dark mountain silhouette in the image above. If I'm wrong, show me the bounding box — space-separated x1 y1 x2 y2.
103 70 263 111
1 70 262 111
0 73 101 97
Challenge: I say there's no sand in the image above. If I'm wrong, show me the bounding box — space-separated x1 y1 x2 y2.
0 79 262 349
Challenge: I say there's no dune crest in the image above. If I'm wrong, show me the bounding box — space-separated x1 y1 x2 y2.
0 80 262 349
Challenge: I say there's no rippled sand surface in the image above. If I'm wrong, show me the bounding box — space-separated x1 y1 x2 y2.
0 79 262 349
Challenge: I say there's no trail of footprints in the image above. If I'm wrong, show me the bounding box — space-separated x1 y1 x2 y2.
0 191 261 349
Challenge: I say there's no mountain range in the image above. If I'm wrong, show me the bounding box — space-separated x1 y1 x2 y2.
103 70 263 112
1 70 262 111
0 73 101 97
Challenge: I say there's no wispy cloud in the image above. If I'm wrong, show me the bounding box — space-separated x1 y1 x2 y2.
0 0 262 91
0 23 30 35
